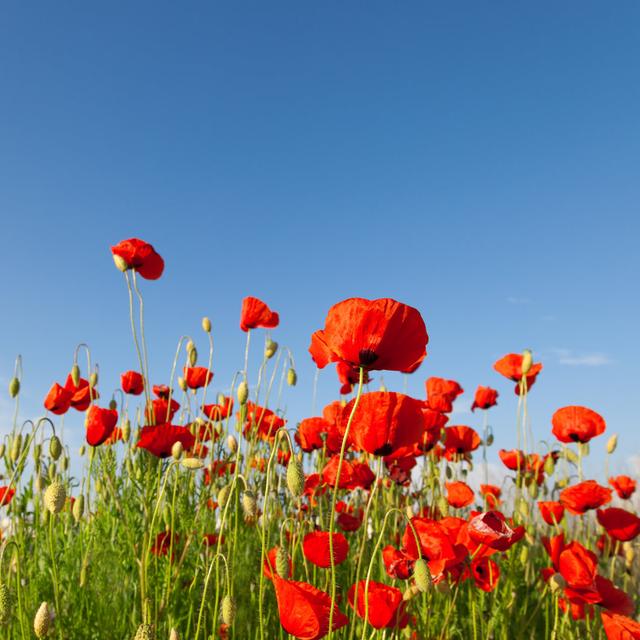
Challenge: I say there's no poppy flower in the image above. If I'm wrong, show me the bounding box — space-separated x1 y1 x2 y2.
559 480 612 515
240 296 279 332
339 391 425 457
608 476 636 500
137 424 195 458
443 426 481 460
302 531 349 568
203 461 236 484
382 546 414 580
64 375 99 411
202 533 225 547
551 406 606 444
111 238 164 280
347 580 408 630
596 576 634 616
296 418 331 452
263 546 292 580
321 456 357 489
446 481 475 508
337 509 363 532
121 370 144 395
309 297 428 374
44 383 73 415
471 557 500 592
471 386 499 412
336 361 371 395
272 576 348 640
537 501 565 526
467 511 525 552
0 486 15 506
348 461 376 490
425 377 464 413
202 397 234 421
103 427 124 446
241 402 286 441
480 485 502 509
558 541 601 604
183 366 213 390
85 405 118 447
153 384 171 399
601 611 640 640
150 531 179 559
493 353 543 384
147 397 181 425
498 449 527 471
596 508 640 542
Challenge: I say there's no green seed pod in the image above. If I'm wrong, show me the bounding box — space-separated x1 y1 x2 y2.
237 381 249 406
227 435 238 454
122 419 131 442
202 317 212 333
44 481 66 514
10 434 22 464
286 459 304 498
241 490 257 519
264 339 278 359
517 498 529 520
171 441 183 460
521 349 533 375
33 602 51 638
221 595 236 626
49 436 62 461
71 363 81 388
413 558 431 593
287 368 297 387
61 456 69 471
275 547 289 577
8 377 20 398
133 623 156 640
217 485 232 509
0 583 12 625
73 494 85 522
181 457 203 470
606 434 618 454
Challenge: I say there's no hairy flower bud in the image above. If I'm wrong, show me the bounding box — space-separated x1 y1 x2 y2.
521 349 533 375
169 629 181 640
221 595 236 626
287 368 297 387
606 434 618 454
217 485 232 508
237 381 249 405
122 419 131 442
10 435 22 464
89 371 98 388
276 547 289 577
113 254 129 272
181 457 203 470
413 558 431 592
33 602 51 638
241 490 258 519
264 339 278 359
71 363 81 388
0 583 12 625
549 573 567 594
286 459 304 498
178 377 188 393
8 377 20 398
171 441 183 460
49 436 62 461
73 494 85 522
133 623 156 640
202 317 212 333
227 435 238 454
44 481 66 514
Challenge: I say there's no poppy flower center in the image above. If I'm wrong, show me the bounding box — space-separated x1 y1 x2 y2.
358 349 378 367
374 443 393 456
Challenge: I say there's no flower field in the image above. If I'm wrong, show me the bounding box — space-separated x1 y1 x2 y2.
0 237 638 639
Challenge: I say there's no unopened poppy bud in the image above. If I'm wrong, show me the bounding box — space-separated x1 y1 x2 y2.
48 463 57 481
0 583 11 625
35 475 46 493
0 444 5 458
221 595 236 626
171 441 183 460
79 445 86 457
237 381 249 405
188 347 198 367
445 465 453 480
437 496 449 516
71 363 81 388
413 558 431 592
122 419 131 442
486 434 494 446
44 481 66 514
217 485 232 508
527 481 538 499
563 448 579 464
89 371 98 388
227 435 238 454
73 494 85 522
33 443 42 465
108 398 117 411
557 477 568 489
202 317 212 333
8 377 20 398
519 545 529 565
606 434 618 454
264 339 278 359
544 456 555 476
178 377 187 393
181 457 203 470
133 623 156 640
287 368 297 386
276 547 289 577
549 573 567 594
521 349 533 375
623 542 634 568
49 436 62 461
10 435 22 463
241 490 257 519
169 629 181 640
402 584 421 601
186 339 195 354
113 254 129 272
61 456 69 471
405 504 414 520
33 602 52 638
286 459 304 498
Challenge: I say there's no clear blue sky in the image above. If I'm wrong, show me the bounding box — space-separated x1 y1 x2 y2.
1 2 639 477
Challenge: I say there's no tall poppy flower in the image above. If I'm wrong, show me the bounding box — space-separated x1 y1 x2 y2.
44 383 73 415
601 611 640 640
202 397 234 421
551 406 606 444
558 541 601 604
121 370 144 395
339 391 425 457
85 405 118 446
382 546 414 580
296 418 331 452
0 486 15 506
471 386 499 412
348 581 408 630
443 426 481 460
480 485 502 509
64 375 98 412
309 297 428 374
559 481 612 515
467 511 525 552
302 531 349 568
537 501 565 526
240 296 279 332
608 476 636 500
241 402 286 441
493 353 542 393
471 557 500 592
137 424 195 458
147 397 180 425
183 366 213 389
272 576 348 640
425 377 464 413
498 449 526 471
597 508 640 542
446 481 475 508
111 238 164 280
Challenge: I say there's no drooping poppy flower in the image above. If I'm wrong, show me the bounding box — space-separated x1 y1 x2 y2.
471 386 499 412
137 424 195 458
309 297 428 374
64 375 99 411
480 485 502 509
467 511 525 552
272 576 348 640
263 546 292 580
0 486 15 506
348 581 408 630
559 480 612 515
558 541 601 604
601 611 640 640
44 383 73 415
471 557 500 592
241 402 286 441
608 476 636 500
339 391 425 457
111 238 164 280
121 370 144 395
498 448 527 471
425 377 464 413
596 576 634 616
446 481 475 508
183 366 213 390
302 531 349 568
493 353 543 384
551 406 606 444
85 405 118 447
382 546 414 580
202 397 234 421
443 426 481 460
537 501 565 526
596 508 640 542
240 296 280 332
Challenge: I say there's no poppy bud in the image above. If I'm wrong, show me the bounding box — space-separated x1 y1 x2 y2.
44 481 66 514
544 456 555 476
113 254 129 272
402 585 421 601
178 377 187 393
563 448 579 465
218 485 232 508
0 444 4 458
61 456 69 471
48 464 57 481
33 443 42 465
264 339 278 359
557 477 568 489
606 434 618 454
527 481 538 499
518 498 529 520
169 629 181 640
405 504 414 519
171 441 183 460
35 475 46 493
549 573 567 594
49 436 62 461
33 602 52 638
286 459 304 498
227 435 238 454
624 543 634 568
521 349 533 375
445 466 453 480
181 458 203 470
202 317 212 333
89 371 98 388
8 377 20 398
73 494 85 522
122 419 131 442
10 435 22 463
413 558 431 593
106 398 117 411
133 623 156 640
241 490 257 519
237 381 249 405
287 368 297 387
221 595 236 626
0 583 11 625
71 364 81 388
275 547 289 577
519 545 529 565
486 434 494 446
188 347 198 367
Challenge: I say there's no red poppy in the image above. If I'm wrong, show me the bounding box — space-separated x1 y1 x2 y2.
103 427 123 446
443 426 481 460
296 418 331 452
601 611 640 640
597 508 640 542
498 449 526 471
153 384 171 399
559 480 612 515
111 238 164 280
263 546 292 580
302 531 349 568
183 366 213 390
137 424 195 458
348 461 376 490
64 375 99 412
348 581 408 630
608 476 636 500
0 486 15 506
339 391 425 457
150 530 179 558
480 485 502 509
241 402 286 441
471 557 500 592
203 460 236 484
467 511 525 552
558 541 601 604
446 481 475 508
44 383 73 415
202 533 225 547
471 386 499 412
146 397 180 425
337 510 363 532
382 546 414 580
551 406 606 444
336 361 371 395
321 456 375 490
537 501 565 526
309 297 428 374
121 370 144 395
85 405 118 446
493 353 543 384
425 377 464 413
202 397 234 421
240 296 279 332
272 576 348 640
596 576 634 616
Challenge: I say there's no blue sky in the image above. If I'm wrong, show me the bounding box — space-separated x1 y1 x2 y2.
1 2 639 477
